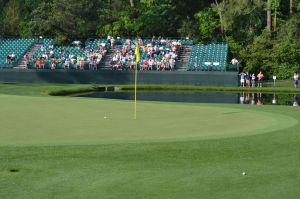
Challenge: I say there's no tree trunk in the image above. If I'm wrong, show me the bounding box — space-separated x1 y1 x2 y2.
290 0 294 14
129 0 134 7
214 0 225 35
267 0 272 31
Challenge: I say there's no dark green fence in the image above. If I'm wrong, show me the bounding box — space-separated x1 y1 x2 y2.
0 70 238 86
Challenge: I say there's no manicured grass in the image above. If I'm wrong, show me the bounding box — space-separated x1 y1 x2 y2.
0 92 300 198
0 82 299 98
0 83 93 97
120 84 300 94
0 95 296 146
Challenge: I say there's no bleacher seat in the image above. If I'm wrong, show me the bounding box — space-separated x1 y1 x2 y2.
0 38 38 68
188 43 228 71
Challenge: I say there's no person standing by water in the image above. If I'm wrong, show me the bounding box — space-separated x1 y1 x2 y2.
294 72 299 88
251 73 256 88
239 71 246 87
257 71 264 88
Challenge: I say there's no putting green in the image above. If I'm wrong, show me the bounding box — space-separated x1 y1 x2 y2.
0 95 297 146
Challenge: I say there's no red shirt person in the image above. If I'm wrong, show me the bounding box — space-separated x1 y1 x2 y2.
257 71 264 88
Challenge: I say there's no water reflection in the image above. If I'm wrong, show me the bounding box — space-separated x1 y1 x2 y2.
239 93 299 106
78 91 239 104
76 90 299 106
293 94 299 107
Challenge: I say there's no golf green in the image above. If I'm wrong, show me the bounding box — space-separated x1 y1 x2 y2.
0 94 296 146
1 93 300 199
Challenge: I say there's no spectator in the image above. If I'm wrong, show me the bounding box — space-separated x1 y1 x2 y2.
10 52 16 62
64 59 70 69
294 72 299 88
239 71 246 87
257 71 264 88
231 58 239 65
24 54 29 68
111 37 115 48
35 59 41 69
49 50 55 59
6 55 12 64
245 72 251 87
50 59 56 70
251 73 256 88
40 59 46 69
107 35 111 46
152 36 155 46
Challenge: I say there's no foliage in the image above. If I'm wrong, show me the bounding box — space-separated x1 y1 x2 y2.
1 0 21 37
194 8 220 42
240 13 300 79
0 0 299 78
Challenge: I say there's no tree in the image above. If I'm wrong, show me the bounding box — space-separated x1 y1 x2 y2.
194 8 220 42
1 0 21 37
267 0 272 31
129 0 134 7
27 2 54 37
272 0 280 30
290 0 295 14
212 0 265 43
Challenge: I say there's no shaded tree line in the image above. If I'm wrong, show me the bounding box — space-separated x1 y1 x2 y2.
0 0 299 78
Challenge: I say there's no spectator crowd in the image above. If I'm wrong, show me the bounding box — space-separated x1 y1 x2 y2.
31 40 108 70
110 36 181 71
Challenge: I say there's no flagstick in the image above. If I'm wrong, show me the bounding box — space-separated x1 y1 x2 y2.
134 62 138 120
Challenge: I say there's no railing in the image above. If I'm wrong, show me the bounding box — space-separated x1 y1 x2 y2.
226 64 239 72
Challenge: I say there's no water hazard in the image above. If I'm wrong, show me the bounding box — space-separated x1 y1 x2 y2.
76 90 300 106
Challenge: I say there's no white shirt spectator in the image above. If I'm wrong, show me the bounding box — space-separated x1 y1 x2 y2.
171 54 177 59
231 58 239 65
113 56 118 62
42 54 48 59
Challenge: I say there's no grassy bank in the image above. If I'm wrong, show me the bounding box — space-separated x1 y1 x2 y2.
120 84 300 93
1 82 299 97
0 83 94 96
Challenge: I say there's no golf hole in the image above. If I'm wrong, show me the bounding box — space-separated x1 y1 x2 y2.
9 169 19 173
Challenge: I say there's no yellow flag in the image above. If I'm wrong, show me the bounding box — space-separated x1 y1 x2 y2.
135 41 140 63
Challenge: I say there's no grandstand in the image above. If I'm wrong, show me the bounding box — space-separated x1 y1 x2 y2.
0 37 238 86
0 37 236 73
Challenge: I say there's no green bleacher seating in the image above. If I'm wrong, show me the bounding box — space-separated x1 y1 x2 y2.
188 43 228 71
0 38 37 68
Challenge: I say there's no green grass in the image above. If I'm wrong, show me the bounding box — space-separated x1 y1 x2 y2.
120 84 300 94
0 82 299 98
1 83 300 198
0 83 93 97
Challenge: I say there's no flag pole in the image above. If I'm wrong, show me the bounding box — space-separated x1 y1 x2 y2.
134 40 140 120
134 61 138 120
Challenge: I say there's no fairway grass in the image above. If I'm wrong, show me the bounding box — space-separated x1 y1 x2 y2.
0 94 300 198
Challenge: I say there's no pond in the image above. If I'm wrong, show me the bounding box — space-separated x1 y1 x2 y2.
76 90 299 106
